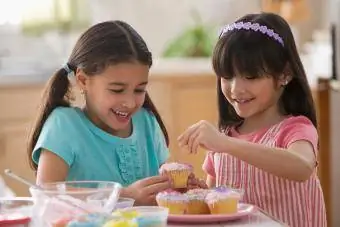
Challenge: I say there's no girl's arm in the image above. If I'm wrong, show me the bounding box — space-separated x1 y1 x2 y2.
178 120 316 183
36 149 69 185
219 137 315 182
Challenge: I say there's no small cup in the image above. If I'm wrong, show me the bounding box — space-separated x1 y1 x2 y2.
121 206 169 227
114 197 135 210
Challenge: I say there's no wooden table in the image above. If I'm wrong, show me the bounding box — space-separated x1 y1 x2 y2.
167 211 285 227
29 210 285 227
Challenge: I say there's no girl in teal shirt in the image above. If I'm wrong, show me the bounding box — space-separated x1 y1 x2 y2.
27 21 172 205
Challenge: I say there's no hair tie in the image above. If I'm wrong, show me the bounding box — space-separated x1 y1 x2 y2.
63 63 72 75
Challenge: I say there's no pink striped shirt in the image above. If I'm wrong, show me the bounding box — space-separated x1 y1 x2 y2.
203 116 327 227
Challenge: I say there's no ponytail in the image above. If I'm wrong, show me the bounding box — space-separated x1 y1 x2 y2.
143 93 169 147
27 68 72 170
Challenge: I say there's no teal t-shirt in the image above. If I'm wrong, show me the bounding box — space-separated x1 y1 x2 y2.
32 107 169 187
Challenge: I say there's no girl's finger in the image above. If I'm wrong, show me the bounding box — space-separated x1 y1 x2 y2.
141 175 169 187
191 133 202 154
145 181 172 195
187 129 200 154
178 122 201 146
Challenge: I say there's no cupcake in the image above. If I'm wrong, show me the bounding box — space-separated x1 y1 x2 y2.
185 189 210 214
205 187 243 214
156 190 188 214
159 162 193 188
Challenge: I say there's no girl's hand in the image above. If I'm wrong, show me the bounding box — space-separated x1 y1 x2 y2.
178 120 226 154
123 175 171 206
172 173 208 193
187 173 208 189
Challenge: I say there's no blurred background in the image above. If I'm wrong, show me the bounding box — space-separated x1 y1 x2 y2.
0 0 339 226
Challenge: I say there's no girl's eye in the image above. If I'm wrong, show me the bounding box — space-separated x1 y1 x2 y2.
245 76 257 80
109 89 124 93
221 74 236 81
135 89 146 93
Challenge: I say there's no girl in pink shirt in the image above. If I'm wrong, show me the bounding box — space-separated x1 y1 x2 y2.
178 12 327 227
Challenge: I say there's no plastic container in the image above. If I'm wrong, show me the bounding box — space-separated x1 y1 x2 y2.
114 197 135 210
121 206 169 227
29 181 121 227
0 197 33 227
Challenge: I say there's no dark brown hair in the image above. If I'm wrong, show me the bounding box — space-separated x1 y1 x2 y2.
28 21 169 170
212 12 317 130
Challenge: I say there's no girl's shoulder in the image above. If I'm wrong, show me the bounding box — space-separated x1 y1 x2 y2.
226 115 317 144
281 115 314 126
48 106 82 123
273 115 318 149
279 115 316 133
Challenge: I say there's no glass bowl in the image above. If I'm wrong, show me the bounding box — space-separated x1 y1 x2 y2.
29 181 122 226
0 197 33 226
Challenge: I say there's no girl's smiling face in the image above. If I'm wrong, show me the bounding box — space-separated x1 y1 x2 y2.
77 62 149 136
221 74 285 120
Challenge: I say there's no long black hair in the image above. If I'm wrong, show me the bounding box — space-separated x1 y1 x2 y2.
28 21 169 170
212 12 317 131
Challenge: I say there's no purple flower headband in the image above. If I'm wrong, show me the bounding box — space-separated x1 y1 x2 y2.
219 21 284 47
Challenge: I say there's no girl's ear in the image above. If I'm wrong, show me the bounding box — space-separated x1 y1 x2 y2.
279 65 293 87
75 68 89 93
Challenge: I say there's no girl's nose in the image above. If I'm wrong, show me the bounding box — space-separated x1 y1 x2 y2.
121 97 136 109
230 77 247 94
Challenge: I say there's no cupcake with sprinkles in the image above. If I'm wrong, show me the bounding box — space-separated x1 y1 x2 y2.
159 162 193 189
185 188 210 214
155 190 188 214
205 186 243 214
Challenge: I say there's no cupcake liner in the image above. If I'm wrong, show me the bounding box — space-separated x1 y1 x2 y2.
205 187 242 214
156 199 188 215
187 199 210 214
156 190 189 215
207 198 239 214
167 169 191 189
159 162 193 189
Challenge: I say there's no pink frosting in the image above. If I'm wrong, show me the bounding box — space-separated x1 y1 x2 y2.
185 189 210 200
156 190 188 203
205 188 242 204
159 162 193 173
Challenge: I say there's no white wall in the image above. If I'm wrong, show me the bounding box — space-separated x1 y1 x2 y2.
0 0 330 78
88 0 260 56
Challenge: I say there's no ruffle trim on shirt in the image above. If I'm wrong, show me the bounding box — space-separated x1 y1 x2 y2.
116 143 143 185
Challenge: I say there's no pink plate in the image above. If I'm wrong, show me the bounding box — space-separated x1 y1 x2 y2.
168 203 256 224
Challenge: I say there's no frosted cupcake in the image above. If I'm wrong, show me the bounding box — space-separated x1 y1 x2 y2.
156 190 188 214
205 187 243 214
159 162 193 188
185 189 210 214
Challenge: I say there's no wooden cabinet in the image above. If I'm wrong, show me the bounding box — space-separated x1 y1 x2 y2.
148 74 218 178
0 85 43 196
